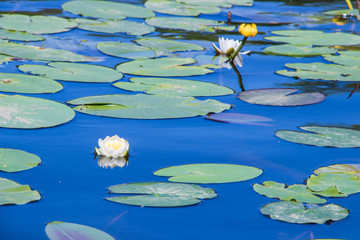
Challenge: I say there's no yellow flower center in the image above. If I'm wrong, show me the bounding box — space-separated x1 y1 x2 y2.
107 141 123 151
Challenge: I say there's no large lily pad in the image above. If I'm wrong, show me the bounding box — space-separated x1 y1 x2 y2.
205 113 274 126
145 0 220 16
0 42 95 62
0 29 43 42
0 73 62 93
116 58 213 77
263 44 337 57
106 182 217 207
0 177 41 205
253 181 326 204
154 164 263 184
265 30 360 46
18 62 123 83
307 172 360 197
314 164 360 177
62 1 155 19
0 149 41 173
275 126 360 148
76 19 155 36
323 51 360 67
0 14 77 34
237 88 326 106
68 94 231 119
0 94 75 129
113 77 234 97
260 201 349 224
145 17 235 32
45 221 115 240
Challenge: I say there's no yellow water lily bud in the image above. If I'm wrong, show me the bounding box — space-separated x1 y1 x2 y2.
239 23 257 37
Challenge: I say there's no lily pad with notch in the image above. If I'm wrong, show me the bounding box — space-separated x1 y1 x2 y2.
275 126 360 148
68 94 231 119
113 77 234 97
0 177 41 205
116 57 213 77
0 73 63 93
106 182 217 207
205 113 274 126
154 164 263 184
0 29 44 42
62 0 155 19
45 221 115 240
0 94 75 129
260 201 349 224
237 88 326 106
253 181 326 204
314 164 360 177
0 148 41 173
323 50 360 67
263 44 337 57
18 62 123 83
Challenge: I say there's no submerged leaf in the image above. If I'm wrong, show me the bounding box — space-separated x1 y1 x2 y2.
0 149 41 173
0 177 41 205
205 113 274 126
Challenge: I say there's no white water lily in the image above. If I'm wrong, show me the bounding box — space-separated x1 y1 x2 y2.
97 156 127 169
212 37 250 69
95 135 129 158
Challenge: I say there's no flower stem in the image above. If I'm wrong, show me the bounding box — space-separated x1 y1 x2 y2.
229 60 245 91
228 36 248 62
345 0 354 9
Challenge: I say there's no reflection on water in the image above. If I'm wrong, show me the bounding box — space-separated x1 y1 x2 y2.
97 156 128 169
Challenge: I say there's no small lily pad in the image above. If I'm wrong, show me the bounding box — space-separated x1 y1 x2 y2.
265 30 360 46
0 42 95 62
0 149 41 173
314 164 360 177
307 172 360 197
237 88 326 106
63 1 155 19
154 164 263 184
0 14 77 34
205 113 274 126
275 126 360 148
113 77 234 97
260 201 349 224
0 94 75 129
18 62 123 83
0 177 41 205
106 182 217 207
68 94 231 119
323 51 360 67
45 221 115 240
145 17 235 32
253 181 326 204
0 29 43 42
277 62 360 82
145 0 220 16
116 58 213 77
263 44 337 57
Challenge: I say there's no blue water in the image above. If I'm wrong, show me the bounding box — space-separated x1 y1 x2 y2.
1 0 360 239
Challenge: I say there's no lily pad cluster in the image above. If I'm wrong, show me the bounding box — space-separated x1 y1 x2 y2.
253 163 360 224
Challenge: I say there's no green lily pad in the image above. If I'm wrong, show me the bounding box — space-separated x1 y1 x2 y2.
154 164 263 184
116 58 213 77
0 42 95 62
106 182 217 207
0 14 77 34
177 0 233 8
237 88 326 106
68 94 231 119
18 62 123 83
62 0 155 19
76 19 155 36
263 44 337 57
145 17 235 32
0 94 75 129
0 73 62 93
0 177 41 205
314 164 360 177
277 62 360 82
113 77 234 97
323 51 360 67
260 201 349 224
0 54 14 64
145 0 220 16
265 30 360 46
323 9 360 20
45 221 115 240
275 126 360 148
0 29 43 42
253 181 326 204
0 149 41 173
307 172 360 197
